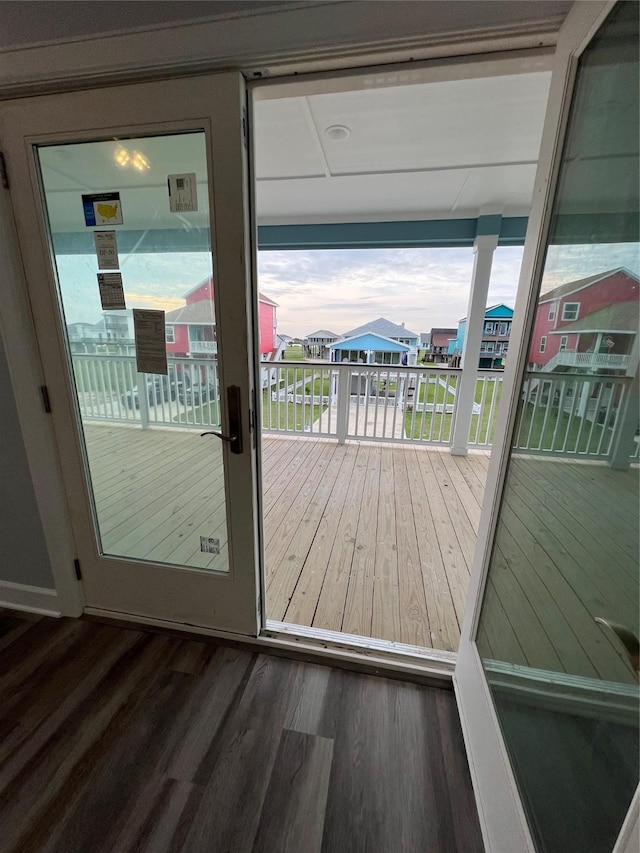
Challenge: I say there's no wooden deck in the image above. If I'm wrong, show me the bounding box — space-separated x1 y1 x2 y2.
84 424 487 652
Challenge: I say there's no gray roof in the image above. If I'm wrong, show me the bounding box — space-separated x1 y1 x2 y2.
165 302 215 324
538 268 638 303
343 318 418 340
306 329 340 340
550 301 639 334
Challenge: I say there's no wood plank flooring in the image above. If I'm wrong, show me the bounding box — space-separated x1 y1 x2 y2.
478 455 639 684
0 612 483 853
84 425 488 652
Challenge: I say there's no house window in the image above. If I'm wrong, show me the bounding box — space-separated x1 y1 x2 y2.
562 302 580 321
498 322 509 336
539 336 547 353
165 326 175 343
559 336 568 351
485 342 494 352
484 322 495 334
548 304 557 321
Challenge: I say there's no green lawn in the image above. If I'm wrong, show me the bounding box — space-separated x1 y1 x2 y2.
404 377 501 443
282 344 304 361
514 401 609 454
173 401 221 426
261 389 327 431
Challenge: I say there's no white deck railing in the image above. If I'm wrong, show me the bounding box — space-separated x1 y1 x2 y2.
514 371 637 459
543 351 630 372
260 362 502 448
70 354 638 461
72 353 221 429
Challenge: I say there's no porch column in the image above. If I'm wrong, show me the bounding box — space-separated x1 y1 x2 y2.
609 337 640 470
451 218 500 456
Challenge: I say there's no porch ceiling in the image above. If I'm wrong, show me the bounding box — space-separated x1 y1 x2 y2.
38 61 551 240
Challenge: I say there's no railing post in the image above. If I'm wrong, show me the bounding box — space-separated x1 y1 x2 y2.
451 225 500 455
336 367 350 445
137 372 150 429
609 344 639 469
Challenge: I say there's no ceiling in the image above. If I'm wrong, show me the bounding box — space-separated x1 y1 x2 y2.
0 1 572 51
39 63 552 235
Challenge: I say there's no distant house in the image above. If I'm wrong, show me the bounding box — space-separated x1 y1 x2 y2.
423 328 457 364
451 304 514 369
67 310 135 350
329 332 411 365
304 330 340 359
341 318 419 365
165 278 278 358
528 268 639 373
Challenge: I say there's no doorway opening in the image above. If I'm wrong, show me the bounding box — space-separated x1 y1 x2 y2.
251 56 553 654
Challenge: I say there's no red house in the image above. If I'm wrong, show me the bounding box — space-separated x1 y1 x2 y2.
165 278 278 357
528 268 639 372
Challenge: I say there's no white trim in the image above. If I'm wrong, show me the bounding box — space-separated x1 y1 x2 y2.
0 581 61 617
614 787 640 853
561 301 580 321
539 335 547 353
0 5 564 97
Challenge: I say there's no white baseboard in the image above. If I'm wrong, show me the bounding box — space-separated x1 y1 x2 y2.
0 580 62 617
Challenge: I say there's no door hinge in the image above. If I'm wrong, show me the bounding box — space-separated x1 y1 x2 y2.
242 105 248 149
73 559 82 580
0 152 8 189
40 385 52 413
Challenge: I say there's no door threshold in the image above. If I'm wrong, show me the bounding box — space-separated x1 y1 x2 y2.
83 607 454 684
263 619 456 674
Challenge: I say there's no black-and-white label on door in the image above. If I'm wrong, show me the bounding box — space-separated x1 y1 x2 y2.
97 273 126 310
167 173 198 212
94 230 120 270
200 536 220 555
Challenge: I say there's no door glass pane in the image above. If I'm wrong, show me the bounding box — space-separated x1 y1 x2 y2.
36 132 230 572
476 4 639 851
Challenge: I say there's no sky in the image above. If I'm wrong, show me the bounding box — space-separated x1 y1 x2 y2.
58 242 639 337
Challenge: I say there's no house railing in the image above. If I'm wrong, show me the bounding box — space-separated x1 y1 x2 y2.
260 361 502 448
71 354 638 462
72 353 221 429
190 340 218 354
514 371 637 460
543 351 630 372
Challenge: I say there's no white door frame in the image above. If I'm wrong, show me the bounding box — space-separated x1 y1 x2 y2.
453 2 622 851
0 73 261 635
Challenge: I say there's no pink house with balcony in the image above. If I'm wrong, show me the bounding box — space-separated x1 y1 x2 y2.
165 278 278 358
528 268 639 372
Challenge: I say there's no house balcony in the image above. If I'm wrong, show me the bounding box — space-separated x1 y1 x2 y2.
71 353 638 655
189 340 218 354
544 350 630 372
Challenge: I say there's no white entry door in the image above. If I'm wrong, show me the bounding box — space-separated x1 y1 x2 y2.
0 73 261 635
455 2 639 851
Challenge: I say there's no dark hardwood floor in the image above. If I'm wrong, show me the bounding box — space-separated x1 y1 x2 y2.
0 610 483 853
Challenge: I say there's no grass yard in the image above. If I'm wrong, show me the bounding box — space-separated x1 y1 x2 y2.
173 401 221 426
261 389 327 431
282 344 304 361
515 402 610 454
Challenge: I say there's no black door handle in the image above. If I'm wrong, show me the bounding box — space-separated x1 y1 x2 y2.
200 385 243 455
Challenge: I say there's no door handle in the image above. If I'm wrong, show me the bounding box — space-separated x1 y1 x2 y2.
595 617 639 679
200 385 243 455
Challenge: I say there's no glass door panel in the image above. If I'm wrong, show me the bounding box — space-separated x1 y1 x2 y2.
37 132 230 573
475 3 639 850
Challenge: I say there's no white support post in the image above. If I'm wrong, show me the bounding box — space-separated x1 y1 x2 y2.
609 337 640 470
451 229 499 456
336 367 350 445
137 372 150 429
